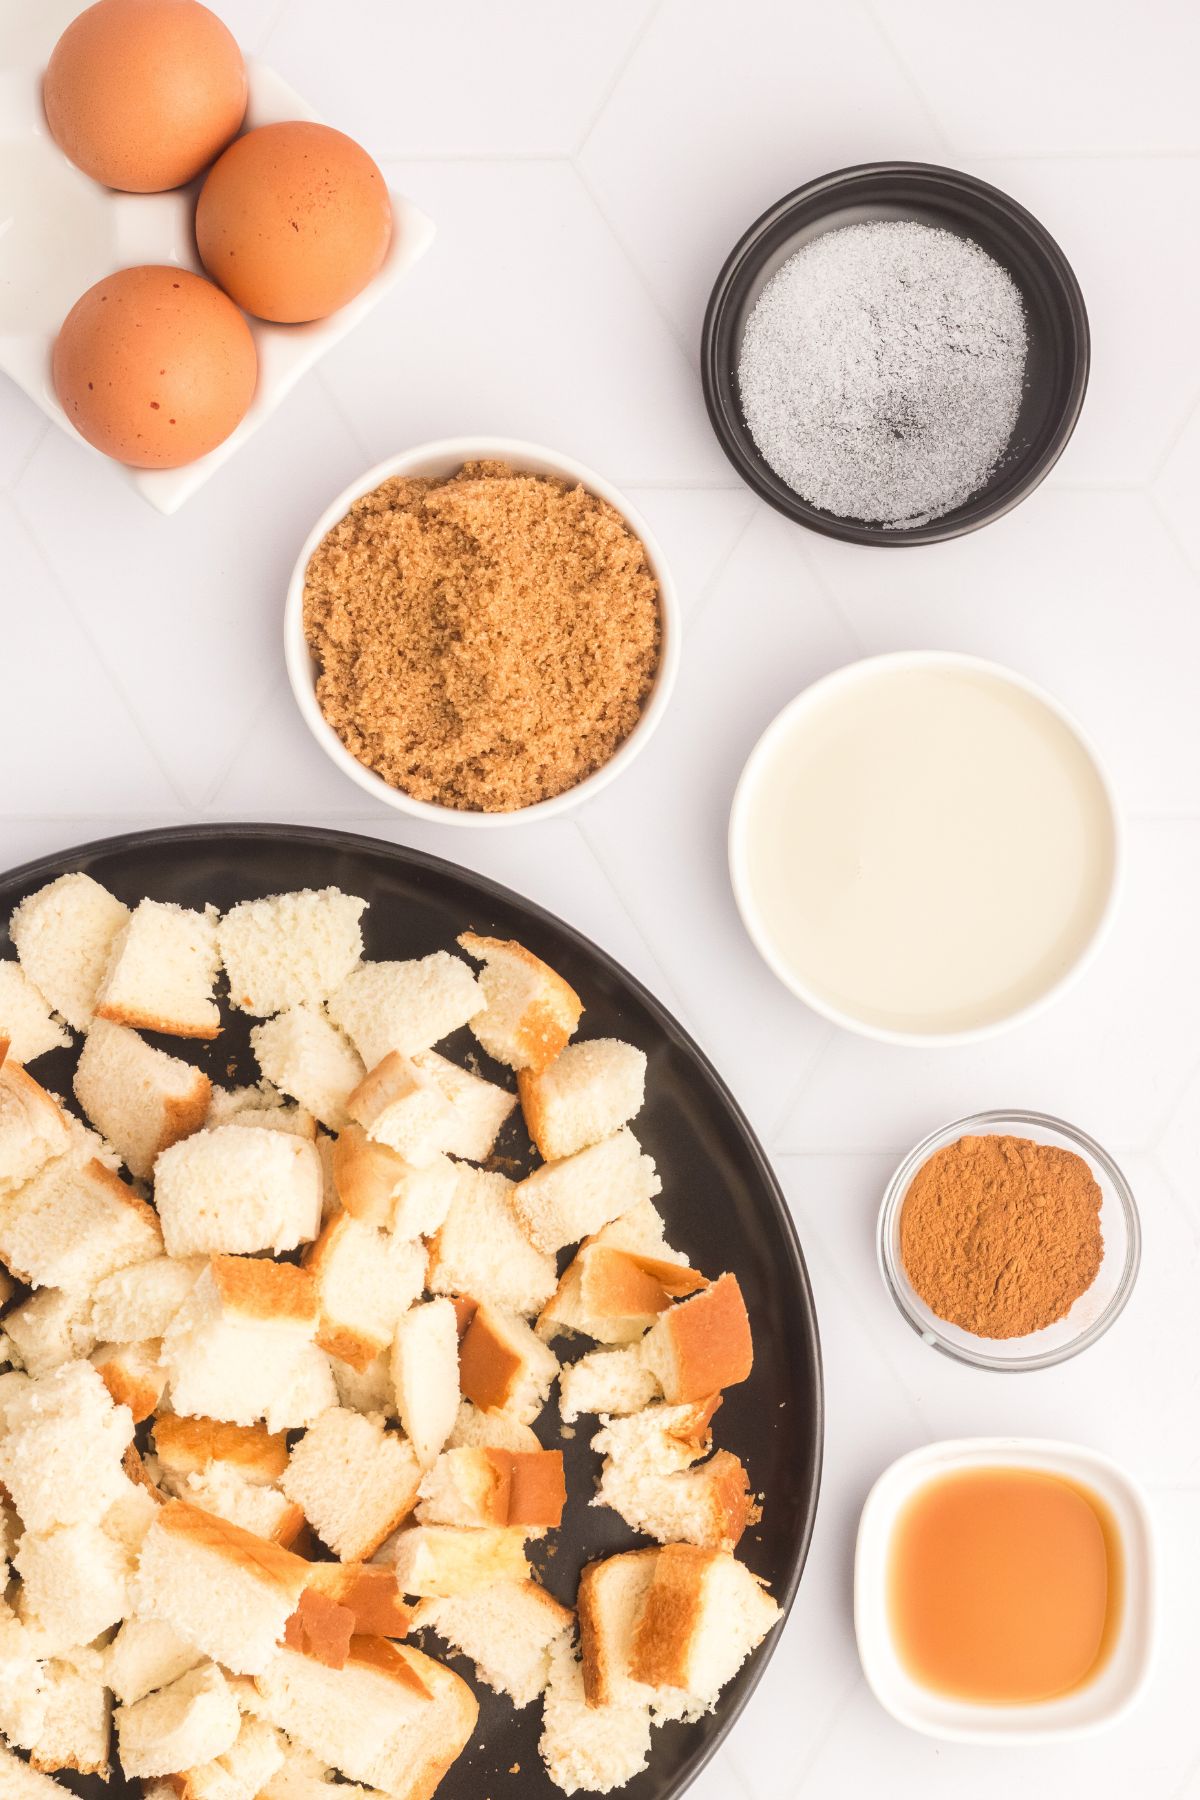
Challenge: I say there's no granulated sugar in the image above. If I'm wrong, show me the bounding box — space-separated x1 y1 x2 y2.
738 221 1027 528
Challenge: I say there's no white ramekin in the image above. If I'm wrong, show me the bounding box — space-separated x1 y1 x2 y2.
727 650 1124 1047
855 1437 1155 1742
284 437 680 827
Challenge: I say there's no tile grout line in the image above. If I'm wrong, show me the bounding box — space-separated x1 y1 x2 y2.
247 0 295 55
781 1671 867 1800
571 0 667 163
3 502 193 815
858 0 957 159
569 157 700 372
196 666 291 813
6 418 51 492
1146 488 1200 590
1147 390 1199 483
683 504 760 634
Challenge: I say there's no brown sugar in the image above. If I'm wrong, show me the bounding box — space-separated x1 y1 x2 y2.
302 461 661 812
899 1134 1103 1338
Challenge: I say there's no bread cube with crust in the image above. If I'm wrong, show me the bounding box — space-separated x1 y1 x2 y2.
302 1563 412 1641
558 1346 659 1423
416 1446 565 1530
518 1039 647 1163
591 1404 753 1553
411 1051 515 1162
0 1064 69 1191
91 1338 167 1422
628 1543 780 1706
105 1618 202 1706
330 1349 396 1421
0 963 70 1066
513 1128 662 1257
640 1273 753 1403
166 1464 304 1548
74 1018 211 1180
389 1525 532 1599
115 1662 241 1777
414 1579 573 1707
426 1167 556 1318
218 889 366 1018
5 1287 97 1376
151 1414 289 1487
251 1008 364 1132
0 1149 162 1292
0 1359 133 1529
153 1125 323 1258
165 1712 285 1800
537 1245 706 1347
10 872 130 1032
91 1255 207 1344
281 1408 422 1561
95 900 221 1040
133 1501 311 1675
330 1126 457 1240
459 1303 558 1426
306 1212 425 1373
15 1519 132 1653
162 1256 320 1428
445 1399 541 1455
390 1299 459 1467
327 954 482 1069
538 1634 651 1797
26 1643 111 1778
345 1054 451 1165
457 933 583 1073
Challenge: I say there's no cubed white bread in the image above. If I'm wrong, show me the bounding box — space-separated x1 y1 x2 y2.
15 1520 131 1653
330 1127 456 1240
105 1618 202 1706
250 1009 364 1132
151 1414 289 1486
577 1549 666 1710
0 1064 69 1190
153 1126 323 1258
592 1197 688 1264
444 1399 541 1455
74 1018 211 1180
390 1300 459 1468
628 1544 780 1704
415 1447 565 1530
538 1634 651 1797
206 1083 317 1140
10 872 130 1032
558 1346 660 1423
0 1746 66 1800
0 1360 133 1529
456 933 582 1074
254 1638 477 1798
281 1408 421 1561
411 1051 515 1162
459 1303 558 1425
426 1166 556 1317
0 1633 49 1751
116 1662 241 1778
518 1039 647 1163
4 1288 97 1376
262 1342 338 1435
91 1255 207 1344
95 900 221 1040
91 1338 167 1422
306 1213 425 1373
133 1501 311 1675
218 890 366 1018
593 1426 752 1553
330 1351 395 1421
303 1563 412 1640
589 1399 719 1481
166 1712 286 1800
104 1464 161 1556
537 1244 705 1347
26 1644 110 1777
167 1465 304 1548
513 1129 662 1257
345 1055 451 1165
0 1151 162 1292
640 1273 754 1403
0 964 70 1066
389 1525 532 1599
327 954 482 1070
415 1578 573 1708
255 1741 385 1800
162 1256 320 1428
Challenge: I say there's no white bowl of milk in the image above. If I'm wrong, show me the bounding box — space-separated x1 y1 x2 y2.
729 652 1122 1046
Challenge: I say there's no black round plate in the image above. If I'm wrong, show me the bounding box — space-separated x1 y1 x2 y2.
701 160 1090 546
0 823 823 1800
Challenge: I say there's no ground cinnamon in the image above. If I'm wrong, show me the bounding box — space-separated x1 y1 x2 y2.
899 1134 1103 1339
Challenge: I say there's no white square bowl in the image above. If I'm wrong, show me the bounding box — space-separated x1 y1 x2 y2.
0 42 434 514
854 1437 1155 1743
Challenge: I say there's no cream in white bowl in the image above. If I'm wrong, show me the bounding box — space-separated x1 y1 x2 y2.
729 652 1121 1045
285 438 680 829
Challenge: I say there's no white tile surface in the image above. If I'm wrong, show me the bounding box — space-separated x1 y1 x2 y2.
2 2 1199 1791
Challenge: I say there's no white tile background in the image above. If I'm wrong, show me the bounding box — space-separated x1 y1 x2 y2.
2 1 1199 1792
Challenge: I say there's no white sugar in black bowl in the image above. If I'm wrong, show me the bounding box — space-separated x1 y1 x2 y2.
701 163 1089 547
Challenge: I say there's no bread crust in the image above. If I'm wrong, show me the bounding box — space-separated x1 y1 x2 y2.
152 1415 290 1484
283 1586 356 1668
305 1563 413 1639
94 997 221 1041
305 1212 383 1372
331 1124 406 1228
458 1307 524 1414
577 1548 659 1705
503 1450 566 1529
154 1498 312 1600
458 933 582 1073
644 1273 753 1403
210 1254 318 1326
626 1544 712 1689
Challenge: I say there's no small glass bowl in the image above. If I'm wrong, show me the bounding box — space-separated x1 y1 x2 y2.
878 1110 1140 1371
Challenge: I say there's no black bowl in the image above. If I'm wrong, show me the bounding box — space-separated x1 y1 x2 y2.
701 161 1090 547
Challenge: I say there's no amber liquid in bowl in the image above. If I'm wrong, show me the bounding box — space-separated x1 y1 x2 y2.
888 1466 1123 1704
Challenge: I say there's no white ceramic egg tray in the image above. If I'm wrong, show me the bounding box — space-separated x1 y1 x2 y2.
0 56 434 514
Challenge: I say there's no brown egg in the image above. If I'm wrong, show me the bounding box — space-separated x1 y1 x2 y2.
43 0 246 193
53 265 257 469
196 122 393 324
